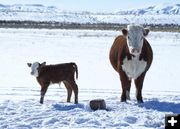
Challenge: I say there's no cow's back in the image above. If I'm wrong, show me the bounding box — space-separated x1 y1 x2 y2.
109 35 127 72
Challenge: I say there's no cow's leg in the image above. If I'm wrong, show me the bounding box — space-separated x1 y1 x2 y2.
119 71 131 102
134 73 146 103
126 79 131 100
63 81 72 102
68 80 78 104
40 84 49 104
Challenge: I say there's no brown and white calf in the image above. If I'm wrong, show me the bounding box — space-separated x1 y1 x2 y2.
27 62 78 104
109 24 153 103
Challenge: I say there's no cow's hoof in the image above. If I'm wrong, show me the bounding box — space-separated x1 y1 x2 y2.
137 100 143 103
90 99 106 111
121 98 127 102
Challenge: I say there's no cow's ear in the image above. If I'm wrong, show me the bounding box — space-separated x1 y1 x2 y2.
27 63 32 67
122 28 128 36
41 62 46 66
144 28 150 36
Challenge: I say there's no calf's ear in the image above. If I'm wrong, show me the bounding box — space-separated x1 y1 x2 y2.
27 63 32 67
41 62 46 66
143 28 150 36
122 28 128 36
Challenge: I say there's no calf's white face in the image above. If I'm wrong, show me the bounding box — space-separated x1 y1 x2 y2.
27 62 40 77
27 62 46 77
122 25 149 56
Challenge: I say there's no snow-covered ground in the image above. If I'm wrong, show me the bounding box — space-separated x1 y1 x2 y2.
0 28 180 128
0 4 180 25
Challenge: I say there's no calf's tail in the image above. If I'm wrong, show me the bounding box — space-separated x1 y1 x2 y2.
72 63 78 79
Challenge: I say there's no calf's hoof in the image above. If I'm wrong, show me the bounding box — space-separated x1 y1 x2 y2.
90 99 106 110
74 99 78 104
40 99 44 104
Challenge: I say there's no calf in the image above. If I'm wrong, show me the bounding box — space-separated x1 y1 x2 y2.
27 62 78 104
109 24 153 103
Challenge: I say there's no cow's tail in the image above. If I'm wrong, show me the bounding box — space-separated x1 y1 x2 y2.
72 63 78 80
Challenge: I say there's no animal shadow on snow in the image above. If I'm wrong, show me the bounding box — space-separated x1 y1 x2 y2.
140 100 180 114
53 103 84 111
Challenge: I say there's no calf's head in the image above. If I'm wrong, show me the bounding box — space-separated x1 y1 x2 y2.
122 24 149 56
27 62 46 77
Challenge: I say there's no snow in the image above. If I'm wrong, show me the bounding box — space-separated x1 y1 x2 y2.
0 4 180 25
0 28 180 128
120 3 180 15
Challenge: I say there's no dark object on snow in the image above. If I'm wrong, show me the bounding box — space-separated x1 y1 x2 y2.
90 99 106 110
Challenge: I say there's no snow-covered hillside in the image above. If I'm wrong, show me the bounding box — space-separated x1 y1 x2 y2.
118 3 180 15
0 28 180 128
0 3 180 25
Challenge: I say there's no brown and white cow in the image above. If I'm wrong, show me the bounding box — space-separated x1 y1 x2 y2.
27 62 78 104
109 24 153 103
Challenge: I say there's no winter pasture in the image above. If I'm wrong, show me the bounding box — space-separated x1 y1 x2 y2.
0 28 180 129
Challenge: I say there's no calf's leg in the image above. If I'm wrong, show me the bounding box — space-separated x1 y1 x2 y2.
134 73 146 103
63 81 72 102
40 85 48 104
68 80 78 104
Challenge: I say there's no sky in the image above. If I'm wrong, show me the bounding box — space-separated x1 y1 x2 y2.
0 0 179 12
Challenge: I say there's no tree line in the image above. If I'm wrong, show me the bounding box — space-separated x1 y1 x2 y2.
0 20 179 32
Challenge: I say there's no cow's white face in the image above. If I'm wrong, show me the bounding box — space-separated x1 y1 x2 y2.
27 62 40 77
122 25 149 56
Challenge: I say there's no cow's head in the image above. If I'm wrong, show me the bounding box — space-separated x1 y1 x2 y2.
27 62 46 77
122 24 149 56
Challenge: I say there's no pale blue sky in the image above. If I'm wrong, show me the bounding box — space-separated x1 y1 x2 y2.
0 0 179 11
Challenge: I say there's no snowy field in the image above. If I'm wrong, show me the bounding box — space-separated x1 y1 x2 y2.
0 28 180 129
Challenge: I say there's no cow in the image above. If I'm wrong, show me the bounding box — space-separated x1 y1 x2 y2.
27 62 78 104
109 24 153 103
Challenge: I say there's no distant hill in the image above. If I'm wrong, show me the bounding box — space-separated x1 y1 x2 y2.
118 3 180 15
0 3 180 25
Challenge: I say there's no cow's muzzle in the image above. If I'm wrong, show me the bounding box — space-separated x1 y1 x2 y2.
130 48 141 55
